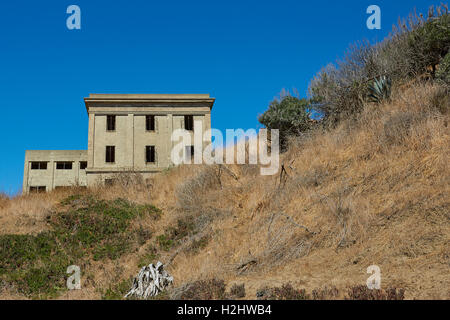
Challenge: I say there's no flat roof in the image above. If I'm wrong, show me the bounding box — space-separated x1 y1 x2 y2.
87 94 211 99
84 93 215 113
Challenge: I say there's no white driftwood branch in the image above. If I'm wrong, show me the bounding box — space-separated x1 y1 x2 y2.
124 261 173 299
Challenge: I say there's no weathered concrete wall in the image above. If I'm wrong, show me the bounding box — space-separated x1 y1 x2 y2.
84 94 214 186
23 150 88 193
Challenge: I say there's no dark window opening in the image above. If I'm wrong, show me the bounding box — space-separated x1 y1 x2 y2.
146 115 155 131
185 145 194 161
105 179 115 186
31 162 47 170
80 161 88 170
107 115 116 131
29 186 46 193
54 186 70 191
56 162 72 170
184 115 194 131
146 146 156 163
106 146 115 163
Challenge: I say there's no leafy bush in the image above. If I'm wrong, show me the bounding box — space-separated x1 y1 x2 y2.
258 93 312 149
137 245 159 268
0 196 162 298
309 5 449 125
405 7 450 76
436 50 450 85
187 235 210 254
157 216 196 251
0 233 69 298
157 234 175 251
101 278 132 300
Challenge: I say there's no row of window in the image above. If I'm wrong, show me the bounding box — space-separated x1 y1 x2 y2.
106 115 194 131
31 146 195 168
105 146 158 163
105 145 194 163
29 186 46 193
29 186 87 193
31 161 87 170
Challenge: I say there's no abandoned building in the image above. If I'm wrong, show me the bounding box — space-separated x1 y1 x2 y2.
23 94 215 193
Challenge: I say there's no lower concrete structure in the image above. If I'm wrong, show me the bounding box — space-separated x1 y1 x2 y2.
23 150 88 193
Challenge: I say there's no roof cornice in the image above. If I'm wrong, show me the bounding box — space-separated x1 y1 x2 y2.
84 94 215 113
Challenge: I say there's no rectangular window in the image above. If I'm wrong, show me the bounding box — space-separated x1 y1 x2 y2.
56 162 72 170
30 162 47 170
54 186 70 191
146 115 155 131
107 115 116 131
106 146 115 163
29 186 46 193
184 115 194 131
185 145 194 161
105 179 115 186
146 146 156 163
80 161 88 170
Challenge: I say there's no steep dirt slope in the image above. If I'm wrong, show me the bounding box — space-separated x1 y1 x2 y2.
0 82 448 299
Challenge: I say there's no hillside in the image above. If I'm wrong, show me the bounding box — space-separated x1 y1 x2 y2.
0 80 448 300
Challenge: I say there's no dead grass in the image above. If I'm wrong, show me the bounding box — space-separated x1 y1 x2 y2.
0 82 449 300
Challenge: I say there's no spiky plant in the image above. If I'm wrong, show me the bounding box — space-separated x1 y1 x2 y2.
368 76 392 103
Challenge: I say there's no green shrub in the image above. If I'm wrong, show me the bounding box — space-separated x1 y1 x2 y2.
406 8 450 76
137 245 159 268
157 215 196 252
258 94 312 149
157 234 175 251
0 196 162 298
308 5 449 125
101 278 132 300
187 235 210 254
436 51 450 85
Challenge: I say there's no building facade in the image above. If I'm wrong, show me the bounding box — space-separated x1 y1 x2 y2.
23 94 214 193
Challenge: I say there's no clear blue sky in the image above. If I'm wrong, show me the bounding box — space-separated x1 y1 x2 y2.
0 0 440 195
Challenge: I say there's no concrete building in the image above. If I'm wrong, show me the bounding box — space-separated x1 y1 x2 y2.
23 94 215 193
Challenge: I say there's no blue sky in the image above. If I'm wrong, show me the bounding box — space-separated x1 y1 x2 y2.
0 0 440 194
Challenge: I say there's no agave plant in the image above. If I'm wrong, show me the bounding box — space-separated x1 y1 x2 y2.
368 75 392 103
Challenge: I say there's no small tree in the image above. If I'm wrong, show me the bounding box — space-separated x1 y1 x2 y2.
258 94 311 149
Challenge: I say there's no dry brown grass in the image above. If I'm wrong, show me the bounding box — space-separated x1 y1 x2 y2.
1 82 449 300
